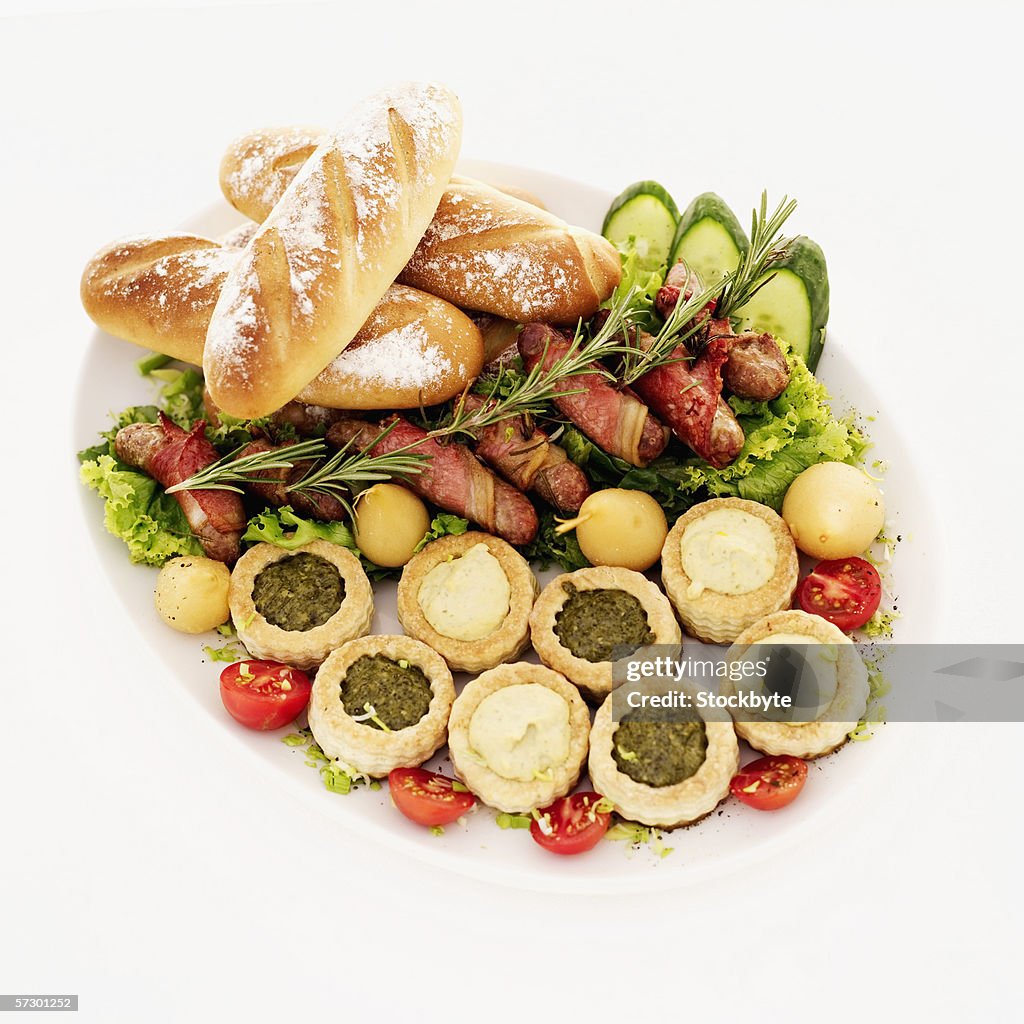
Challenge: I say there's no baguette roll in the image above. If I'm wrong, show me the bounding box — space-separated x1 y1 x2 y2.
204 82 463 418
219 131 619 325
399 176 621 324
81 234 482 410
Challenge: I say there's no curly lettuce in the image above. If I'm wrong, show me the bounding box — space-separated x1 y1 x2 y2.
79 454 202 565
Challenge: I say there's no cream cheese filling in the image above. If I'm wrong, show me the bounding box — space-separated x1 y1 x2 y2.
468 683 571 782
681 508 777 599
417 543 511 641
755 631 839 725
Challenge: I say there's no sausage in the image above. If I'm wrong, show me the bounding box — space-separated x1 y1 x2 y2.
202 388 346 438
707 318 790 401
326 416 539 546
630 334 744 469
517 323 668 467
115 415 245 563
462 394 591 514
235 439 348 521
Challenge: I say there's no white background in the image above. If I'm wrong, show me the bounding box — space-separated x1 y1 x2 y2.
1 1 1022 1021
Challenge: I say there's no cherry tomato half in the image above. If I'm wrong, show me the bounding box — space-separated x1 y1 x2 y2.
730 755 808 810
798 556 882 632
219 660 312 731
529 792 612 856
388 768 476 827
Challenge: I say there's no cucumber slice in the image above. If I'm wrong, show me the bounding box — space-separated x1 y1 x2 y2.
602 181 680 272
733 235 830 370
670 193 749 285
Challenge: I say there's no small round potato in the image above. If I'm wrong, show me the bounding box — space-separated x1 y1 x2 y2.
559 489 668 571
782 462 885 559
154 556 231 634
354 484 431 568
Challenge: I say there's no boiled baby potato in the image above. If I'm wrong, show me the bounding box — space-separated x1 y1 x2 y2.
782 462 885 559
557 488 668 571
154 555 231 634
354 483 431 568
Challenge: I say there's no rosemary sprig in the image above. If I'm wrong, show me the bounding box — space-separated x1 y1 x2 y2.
288 423 429 518
617 271 733 386
165 438 327 494
438 286 644 438
715 192 798 319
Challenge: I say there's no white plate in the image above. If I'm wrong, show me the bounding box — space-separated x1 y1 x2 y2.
74 161 944 893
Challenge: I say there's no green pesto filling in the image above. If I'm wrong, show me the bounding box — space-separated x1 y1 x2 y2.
340 655 433 731
553 584 654 663
252 552 344 632
612 710 708 788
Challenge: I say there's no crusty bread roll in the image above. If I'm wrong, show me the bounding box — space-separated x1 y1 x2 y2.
204 82 463 418
220 130 547 222
400 176 620 324
220 133 618 325
81 233 483 410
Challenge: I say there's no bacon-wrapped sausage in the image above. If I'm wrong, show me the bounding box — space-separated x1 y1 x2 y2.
656 259 790 402
326 416 539 546
461 394 590 515
631 334 745 469
203 388 346 438
114 414 245 562
517 323 668 467
235 439 348 522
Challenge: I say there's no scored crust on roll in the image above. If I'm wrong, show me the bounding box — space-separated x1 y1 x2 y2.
399 176 621 324
204 82 463 419
80 233 482 410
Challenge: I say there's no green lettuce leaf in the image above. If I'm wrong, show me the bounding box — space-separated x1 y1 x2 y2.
604 242 665 329
522 509 590 572
79 454 203 565
414 513 470 552
243 505 358 551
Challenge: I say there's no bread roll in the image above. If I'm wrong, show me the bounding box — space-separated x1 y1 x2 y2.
220 129 547 222
400 176 620 324
220 133 618 324
204 82 463 418
81 234 482 410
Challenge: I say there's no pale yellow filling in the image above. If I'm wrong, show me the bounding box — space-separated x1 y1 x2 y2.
755 631 839 725
468 683 571 782
681 508 777 599
418 543 511 641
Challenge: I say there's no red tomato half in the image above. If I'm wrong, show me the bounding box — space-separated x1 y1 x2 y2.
798 557 882 631
730 755 808 810
219 660 312 731
529 792 612 856
388 768 476 827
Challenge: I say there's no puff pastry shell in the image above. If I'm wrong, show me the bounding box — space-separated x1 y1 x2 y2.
308 634 455 777
721 610 868 759
397 532 537 673
530 566 682 703
447 663 590 813
229 540 373 670
661 497 798 644
588 693 739 828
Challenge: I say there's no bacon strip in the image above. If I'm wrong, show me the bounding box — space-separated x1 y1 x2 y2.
517 323 668 467
235 439 348 522
115 414 245 562
461 394 590 515
631 334 744 469
326 416 539 546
